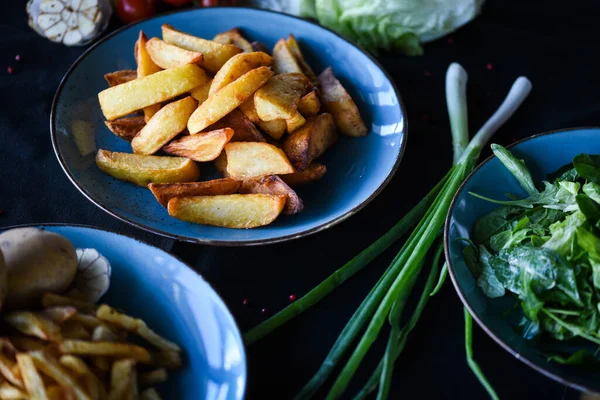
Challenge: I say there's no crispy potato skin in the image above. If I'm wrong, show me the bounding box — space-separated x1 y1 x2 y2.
280 162 327 186
104 70 137 87
207 109 266 142
224 142 295 179
282 113 337 171
146 38 204 69
104 116 146 142
209 52 272 95
162 128 234 162
240 175 303 215
254 73 308 121
148 178 241 207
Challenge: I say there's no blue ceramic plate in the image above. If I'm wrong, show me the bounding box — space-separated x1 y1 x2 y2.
445 128 600 393
51 7 406 246
1 224 246 399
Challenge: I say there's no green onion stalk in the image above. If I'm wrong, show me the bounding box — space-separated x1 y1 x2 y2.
245 63 532 399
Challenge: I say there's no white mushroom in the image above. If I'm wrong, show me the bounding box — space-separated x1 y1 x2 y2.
70 248 111 303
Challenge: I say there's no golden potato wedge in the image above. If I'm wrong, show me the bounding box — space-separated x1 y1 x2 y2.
162 24 242 73
141 388 162 400
96 150 200 187
254 73 308 121
224 142 294 179
16 354 47 400
240 175 303 215
286 34 318 86
213 28 254 53
318 67 367 137
213 153 229 178
132 96 198 155
238 98 260 123
190 79 212 104
298 91 320 117
168 194 286 228
146 38 204 69
104 70 137 87
4 312 62 342
187 66 273 134
162 128 234 162
0 382 27 400
104 116 146 142
285 111 306 133
59 340 151 363
283 113 337 171
29 351 90 400
272 38 302 74
207 109 265 142
98 64 207 120
258 119 286 140
136 31 163 122
209 52 272 95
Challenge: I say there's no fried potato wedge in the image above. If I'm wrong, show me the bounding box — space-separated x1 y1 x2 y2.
146 38 204 69
104 70 137 87
136 31 163 122
254 73 308 121
190 79 212 104
213 28 254 53
224 142 294 179
4 312 62 342
298 90 320 117
187 66 273 134
131 96 198 155
15 354 47 400
29 351 90 400
238 98 260 123
285 111 306 133
104 116 146 142
98 64 207 120
162 128 234 162
59 340 151 363
207 109 265 142
283 113 337 171
209 52 272 95
162 24 242 73
96 150 200 186
286 34 318 84
272 38 302 74
318 67 367 137
257 119 286 140
213 153 229 177
240 175 303 215
168 194 286 228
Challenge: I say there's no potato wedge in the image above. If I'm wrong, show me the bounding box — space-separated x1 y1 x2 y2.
318 67 367 137
162 128 234 162
16 354 47 400
283 113 337 171
187 66 273 134
285 111 306 133
98 64 207 120
298 90 320 117
238 98 260 123
240 175 303 215
162 24 241 73
146 38 203 70
254 73 308 121
29 351 90 400
149 178 241 206
136 31 163 122
190 79 212 104
132 96 198 155
272 38 302 74
213 28 254 53
168 194 286 228
209 52 272 95
59 340 151 363
104 70 137 87
224 142 294 179
286 34 317 84
4 312 61 342
96 150 200 187
207 109 265 142
104 116 146 142
213 153 229 177
257 119 286 140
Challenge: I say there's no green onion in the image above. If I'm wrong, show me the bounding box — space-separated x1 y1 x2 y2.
465 309 500 400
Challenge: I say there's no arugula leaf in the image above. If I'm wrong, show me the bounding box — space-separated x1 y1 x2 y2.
583 182 600 204
491 144 539 196
477 247 505 298
488 249 521 294
460 238 481 277
576 227 600 289
573 154 600 184
543 211 586 257
576 194 600 227
473 206 524 246
548 162 579 183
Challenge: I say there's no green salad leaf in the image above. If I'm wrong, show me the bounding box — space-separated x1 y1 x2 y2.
573 154 600 184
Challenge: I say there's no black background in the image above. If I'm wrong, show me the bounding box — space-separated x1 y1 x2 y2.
1 1 597 398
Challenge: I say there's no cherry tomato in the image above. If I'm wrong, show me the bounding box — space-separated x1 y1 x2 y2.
115 0 157 24
162 0 192 5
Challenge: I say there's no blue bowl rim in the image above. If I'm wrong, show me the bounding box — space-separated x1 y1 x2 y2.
443 127 600 395
0 222 248 398
50 6 408 247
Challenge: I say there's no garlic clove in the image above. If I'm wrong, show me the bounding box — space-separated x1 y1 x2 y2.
72 248 111 303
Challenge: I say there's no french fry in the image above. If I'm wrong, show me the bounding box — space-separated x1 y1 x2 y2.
187 66 273 134
254 73 308 121
70 315 102 330
240 175 303 215
238 98 259 123
283 113 337 171
272 38 302 74
108 359 135 400
209 52 272 95
104 117 146 142
96 305 181 352
280 162 326 186
285 111 306 133
138 369 167 389
148 178 242 208
150 351 182 370
59 341 151 363
59 356 102 400
61 321 91 340
104 70 137 87
161 24 241 73
45 386 74 400
207 109 265 142
98 64 207 120
131 96 198 155
15 354 47 400
91 325 120 342
297 91 320 117
213 28 254 53
318 67 367 137
189 79 212 105
7 337 45 353
286 34 318 84
0 382 27 400
146 38 203 70
96 150 200 187
258 119 286 140
168 194 286 229
0 354 22 388
135 31 162 122
162 128 234 162
41 293 96 314
140 388 162 400
4 312 62 342
29 351 91 400
224 142 294 179
42 306 77 324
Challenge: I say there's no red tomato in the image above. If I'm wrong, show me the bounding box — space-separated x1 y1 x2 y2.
162 0 192 5
115 0 157 24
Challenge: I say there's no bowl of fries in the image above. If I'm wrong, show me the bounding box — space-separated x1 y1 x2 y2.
0 224 246 399
51 7 406 245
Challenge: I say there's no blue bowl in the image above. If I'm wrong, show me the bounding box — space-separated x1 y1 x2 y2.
51 7 406 246
1 224 246 399
445 128 600 393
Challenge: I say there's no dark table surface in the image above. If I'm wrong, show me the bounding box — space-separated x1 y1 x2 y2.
2 0 598 398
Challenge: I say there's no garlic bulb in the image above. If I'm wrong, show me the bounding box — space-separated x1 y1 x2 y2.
71 248 111 303
26 0 112 46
